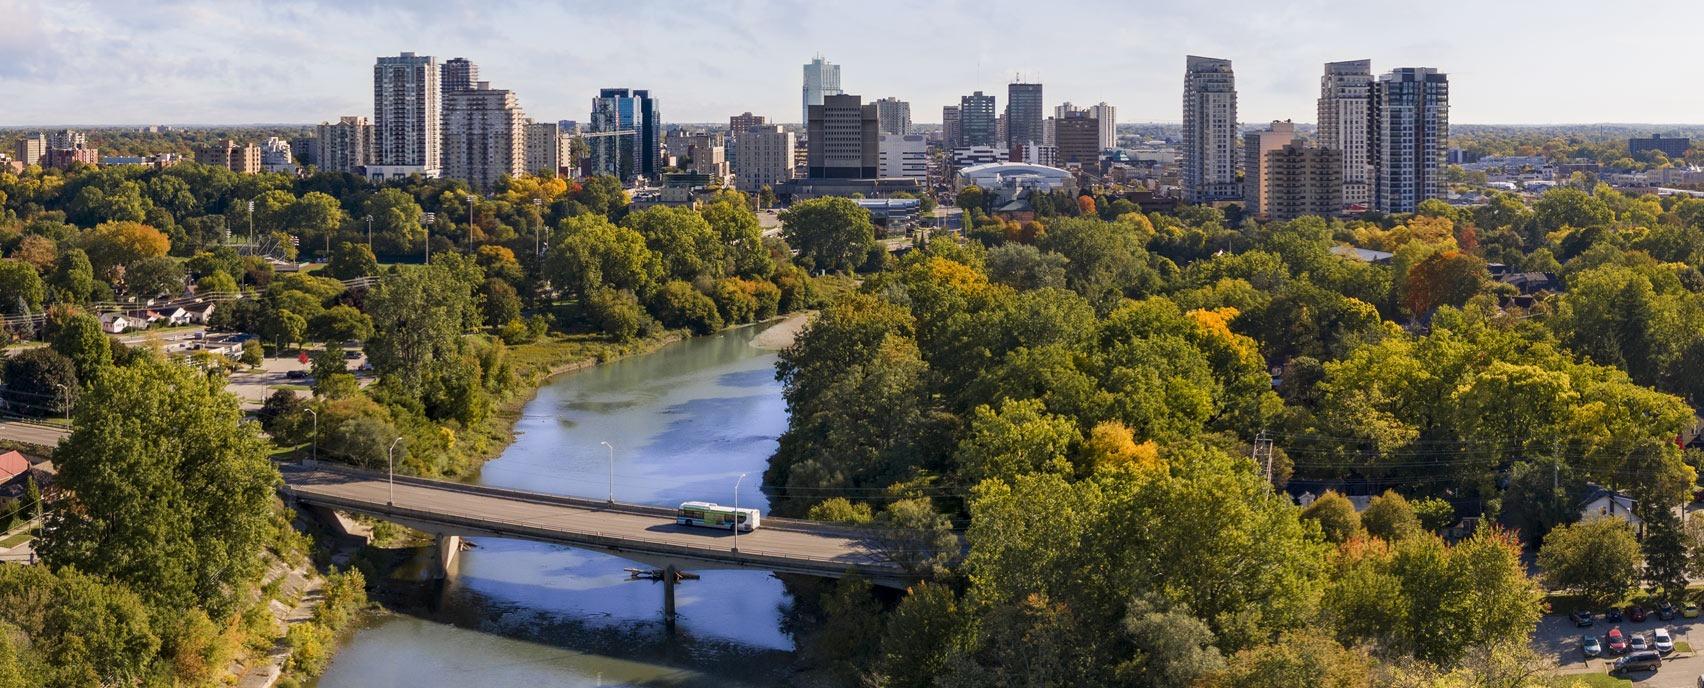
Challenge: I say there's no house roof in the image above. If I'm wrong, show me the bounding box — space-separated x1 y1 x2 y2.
1330 245 1394 263
1578 484 1635 510
0 450 28 484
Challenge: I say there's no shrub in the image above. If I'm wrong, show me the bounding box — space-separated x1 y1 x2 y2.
584 288 647 342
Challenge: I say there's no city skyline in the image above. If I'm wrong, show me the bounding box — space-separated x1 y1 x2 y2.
4 0 1704 126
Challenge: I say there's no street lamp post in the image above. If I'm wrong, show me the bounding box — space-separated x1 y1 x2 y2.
600 441 614 503
422 212 436 264
532 198 543 257
465 194 476 250
305 408 318 463
364 215 373 248
53 383 67 421
732 472 748 553
386 436 403 506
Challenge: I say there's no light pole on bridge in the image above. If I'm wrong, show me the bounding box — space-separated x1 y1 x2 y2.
732 472 748 554
386 436 403 506
601 441 615 503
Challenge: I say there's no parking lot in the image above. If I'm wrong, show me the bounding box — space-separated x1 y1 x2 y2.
1535 610 1704 686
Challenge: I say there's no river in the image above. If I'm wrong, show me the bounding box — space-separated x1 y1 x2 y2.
313 322 799 687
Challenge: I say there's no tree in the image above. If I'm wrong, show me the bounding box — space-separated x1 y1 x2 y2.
240 339 263 367
3 348 78 418
324 241 379 280
583 288 648 341
0 565 160 687
361 188 425 254
308 304 373 343
1361 490 1422 542
1115 597 1226 687
1412 497 1457 533
365 263 477 395
1537 517 1641 606
874 497 958 578
122 254 184 298
984 243 1069 291
1199 632 1372 688
195 270 238 295
1642 508 1689 601
1300 490 1363 544
781 196 877 273
49 311 111 382
806 497 874 524
625 205 726 281
954 398 1080 485
649 280 723 335
80 220 170 281
37 356 278 618
262 307 307 351
0 259 43 314
544 214 662 298
49 248 96 304
879 583 967 688
1400 249 1485 317
479 277 522 329
758 184 777 209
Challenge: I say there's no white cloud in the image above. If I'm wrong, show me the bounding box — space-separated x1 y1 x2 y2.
1 0 1702 125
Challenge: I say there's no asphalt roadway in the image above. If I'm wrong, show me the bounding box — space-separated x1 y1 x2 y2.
279 464 902 576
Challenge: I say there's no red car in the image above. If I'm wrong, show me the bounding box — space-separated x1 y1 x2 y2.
1607 627 1629 654
1628 606 1648 622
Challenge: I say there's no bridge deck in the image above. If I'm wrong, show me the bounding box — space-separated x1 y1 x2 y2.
280 463 908 581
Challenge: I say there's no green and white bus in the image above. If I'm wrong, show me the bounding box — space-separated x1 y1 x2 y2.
676 501 761 532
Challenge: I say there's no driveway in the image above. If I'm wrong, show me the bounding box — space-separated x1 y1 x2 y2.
1537 611 1704 686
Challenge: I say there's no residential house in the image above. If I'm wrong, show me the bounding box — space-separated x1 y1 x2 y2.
1579 485 1640 529
0 451 28 490
1499 271 1563 295
183 302 217 325
99 312 132 334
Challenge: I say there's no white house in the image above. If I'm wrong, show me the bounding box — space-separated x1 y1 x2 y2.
183 302 216 325
1579 485 1641 529
99 312 131 334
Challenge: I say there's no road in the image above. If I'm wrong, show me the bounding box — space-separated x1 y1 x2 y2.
280 463 908 581
1537 611 1704 686
0 420 68 448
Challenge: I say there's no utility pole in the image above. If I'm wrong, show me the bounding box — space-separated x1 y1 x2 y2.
1251 431 1274 484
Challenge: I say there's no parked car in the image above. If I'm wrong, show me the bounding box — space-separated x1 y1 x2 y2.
1608 627 1629 654
1583 635 1603 658
285 370 307 380
1571 610 1596 627
1686 602 1700 619
1660 603 1678 620
1631 635 1650 652
1655 628 1675 654
1607 609 1625 622
1630 606 1649 622
344 349 363 359
1612 650 1662 674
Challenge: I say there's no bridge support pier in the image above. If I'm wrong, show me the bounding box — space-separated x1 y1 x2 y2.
663 564 677 631
433 534 462 580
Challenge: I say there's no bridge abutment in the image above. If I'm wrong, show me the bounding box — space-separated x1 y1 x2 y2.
433 534 462 580
663 564 678 631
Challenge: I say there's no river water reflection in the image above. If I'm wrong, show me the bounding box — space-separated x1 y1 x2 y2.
314 324 796 687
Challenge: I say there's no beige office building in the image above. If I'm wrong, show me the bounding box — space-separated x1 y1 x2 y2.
442 82 527 190
196 139 262 174
524 119 561 176
1243 120 1296 218
733 124 795 191
1318 59 1374 209
316 116 372 175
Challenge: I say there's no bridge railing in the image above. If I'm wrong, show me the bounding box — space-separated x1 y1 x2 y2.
287 487 913 581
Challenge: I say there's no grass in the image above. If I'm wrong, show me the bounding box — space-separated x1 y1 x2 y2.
0 526 36 549
1675 640 1693 653
1550 675 1631 688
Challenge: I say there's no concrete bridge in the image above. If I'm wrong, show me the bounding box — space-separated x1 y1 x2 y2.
280 462 916 622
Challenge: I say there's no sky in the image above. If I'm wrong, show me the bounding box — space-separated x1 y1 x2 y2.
3 0 1703 127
